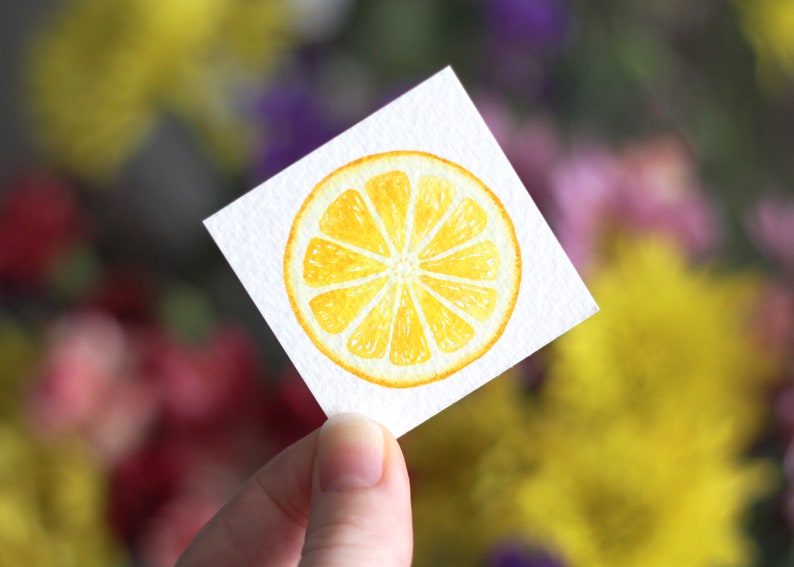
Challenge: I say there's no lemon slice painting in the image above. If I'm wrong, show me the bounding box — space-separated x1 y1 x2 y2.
205 67 597 436
284 151 521 388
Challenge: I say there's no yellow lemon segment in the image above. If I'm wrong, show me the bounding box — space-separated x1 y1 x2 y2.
418 276 498 321
419 197 488 260
309 277 389 334
414 285 475 352
365 170 411 251
409 175 455 251
390 286 432 365
319 190 391 257
303 238 388 286
284 151 521 388
347 285 398 359
420 241 500 280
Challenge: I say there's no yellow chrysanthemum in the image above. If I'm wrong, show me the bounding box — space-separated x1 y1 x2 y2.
503 415 775 567
475 423 769 567
0 422 121 567
27 0 292 180
544 237 781 453
407 373 538 566
405 237 781 567
731 0 794 85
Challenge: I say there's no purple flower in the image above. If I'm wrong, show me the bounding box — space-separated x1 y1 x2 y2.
486 540 566 567
483 0 571 97
486 0 570 54
255 81 340 180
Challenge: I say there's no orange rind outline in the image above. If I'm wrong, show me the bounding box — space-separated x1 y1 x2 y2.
283 150 522 388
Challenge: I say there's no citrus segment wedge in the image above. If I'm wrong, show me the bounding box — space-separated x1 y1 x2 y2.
347 285 397 359
409 175 455 251
414 285 475 352
319 190 390 257
303 238 388 286
284 151 521 388
390 286 432 365
419 198 488 260
420 241 500 280
418 275 498 321
365 170 411 251
309 276 389 333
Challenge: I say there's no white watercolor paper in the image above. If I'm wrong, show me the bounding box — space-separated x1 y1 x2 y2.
205 67 598 437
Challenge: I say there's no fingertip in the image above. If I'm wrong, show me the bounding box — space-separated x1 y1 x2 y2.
300 413 413 567
318 413 386 491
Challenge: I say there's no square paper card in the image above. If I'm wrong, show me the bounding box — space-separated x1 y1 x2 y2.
205 67 598 437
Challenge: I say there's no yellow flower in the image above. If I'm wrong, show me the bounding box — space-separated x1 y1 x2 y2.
0 422 121 567
405 237 781 567
518 406 776 566
27 0 292 180
508 416 775 567
731 0 794 85
544 238 781 453
406 373 540 566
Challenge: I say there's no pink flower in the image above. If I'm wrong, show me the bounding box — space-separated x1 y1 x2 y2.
0 171 86 289
548 145 623 269
748 195 794 277
34 308 319 558
620 138 721 256
480 104 721 272
549 136 721 271
28 311 159 464
479 99 560 215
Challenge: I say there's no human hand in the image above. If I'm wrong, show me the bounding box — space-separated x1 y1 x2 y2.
175 413 413 567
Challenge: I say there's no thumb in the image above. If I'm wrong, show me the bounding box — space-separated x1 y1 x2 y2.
299 413 413 567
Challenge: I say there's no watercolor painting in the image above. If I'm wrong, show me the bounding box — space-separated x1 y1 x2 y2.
284 151 521 388
206 68 595 435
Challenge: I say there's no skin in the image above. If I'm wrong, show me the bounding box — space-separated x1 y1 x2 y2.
175 413 413 567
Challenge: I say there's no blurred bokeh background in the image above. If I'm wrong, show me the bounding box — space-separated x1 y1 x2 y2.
1 1 793 565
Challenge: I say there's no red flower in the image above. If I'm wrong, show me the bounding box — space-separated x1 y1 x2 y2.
86 267 158 323
139 325 268 428
264 363 326 448
0 171 86 289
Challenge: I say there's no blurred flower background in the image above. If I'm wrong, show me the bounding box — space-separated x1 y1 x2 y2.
1 0 793 565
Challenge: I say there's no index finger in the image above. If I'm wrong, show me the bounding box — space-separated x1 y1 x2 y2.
176 430 319 567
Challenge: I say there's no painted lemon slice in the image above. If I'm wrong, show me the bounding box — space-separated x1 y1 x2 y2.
284 151 521 387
